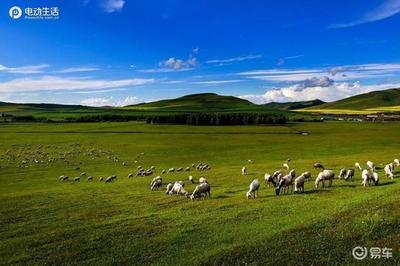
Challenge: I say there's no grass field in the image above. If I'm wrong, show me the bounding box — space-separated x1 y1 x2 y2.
0 121 399 265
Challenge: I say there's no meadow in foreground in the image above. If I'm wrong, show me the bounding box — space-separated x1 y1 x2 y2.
0 121 399 265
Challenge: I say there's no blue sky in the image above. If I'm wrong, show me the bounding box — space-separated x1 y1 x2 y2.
1 0 400 106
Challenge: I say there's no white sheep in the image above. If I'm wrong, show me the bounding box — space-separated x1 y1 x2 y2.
275 173 294 195
190 182 211 200
355 162 362 171
366 161 375 171
315 170 335 189
338 168 347 179
87 176 93 181
384 164 394 179
189 175 194 184
242 166 246 175
283 163 290 171
59 175 68 181
151 179 162 191
361 169 370 187
168 182 188 196
371 172 379 186
168 167 175 173
313 163 324 170
74 176 80 182
344 169 354 181
165 183 173 194
246 179 260 199
394 158 400 167
264 173 274 187
294 172 309 193
199 177 208 184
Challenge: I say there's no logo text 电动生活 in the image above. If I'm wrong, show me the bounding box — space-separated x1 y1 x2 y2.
9 6 60 20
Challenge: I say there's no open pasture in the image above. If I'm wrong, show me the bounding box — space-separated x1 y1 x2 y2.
0 122 399 265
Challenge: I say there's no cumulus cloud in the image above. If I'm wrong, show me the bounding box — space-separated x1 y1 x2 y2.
0 76 154 92
102 0 125 13
239 79 400 104
80 96 140 107
330 0 400 28
0 64 49 74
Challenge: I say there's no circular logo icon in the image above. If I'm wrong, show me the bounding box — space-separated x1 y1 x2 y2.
352 246 368 260
9 6 22 19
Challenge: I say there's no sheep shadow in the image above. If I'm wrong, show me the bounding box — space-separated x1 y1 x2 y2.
378 181 395 186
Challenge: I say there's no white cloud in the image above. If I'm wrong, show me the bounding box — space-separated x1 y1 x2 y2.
330 0 400 28
159 56 197 70
0 76 154 92
0 64 49 74
206 54 262 64
57 67 100 73
80 96 140 107
239 63 400 82
102 0 125 13
239 81 400 104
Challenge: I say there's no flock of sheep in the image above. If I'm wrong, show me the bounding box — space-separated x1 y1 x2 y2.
244 158 399 199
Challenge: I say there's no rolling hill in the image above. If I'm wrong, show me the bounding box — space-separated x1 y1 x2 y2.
303 88 400 113
125 93 258 112
264 99 325 110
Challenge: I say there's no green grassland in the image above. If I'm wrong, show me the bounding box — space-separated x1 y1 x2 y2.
300 88 400 115
0 122 399 265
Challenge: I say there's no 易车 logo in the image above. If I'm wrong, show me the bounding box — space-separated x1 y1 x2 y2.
9 6 22 19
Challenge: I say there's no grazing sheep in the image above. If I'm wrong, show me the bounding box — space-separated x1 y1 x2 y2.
177 167 183 172
185 167 191 172
151 179 162 191
189 175 194 184
242 166 246 175
87 176 93 181
74 176 80 182
338 168 347 179
105 175 115 183
371 172 379 186
128 173 134 178
355 162 362 171
199 177 208 184
283 163 290 171
289 169 296 178
98 177 104 182
302 171 312 180
161 169 166 174
315 170 335 189
246 179 260 199
165 183 173 194
80 172 87 177
294 172 309 193
366 161 375 171
264 173 275 187
361 169 371 187
190 182 211 200
344 169 355 181
59 175 68 181
168 167 175 173
150 176 162 187
313 163 324 170
168 182 188 196
384 164 394 179
275 174 294 195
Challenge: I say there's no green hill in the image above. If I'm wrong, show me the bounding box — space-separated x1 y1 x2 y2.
126 93 257 112
264 99 325 110
306 88 400 111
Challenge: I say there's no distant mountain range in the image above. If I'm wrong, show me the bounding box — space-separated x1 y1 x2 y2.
1 89 400 119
